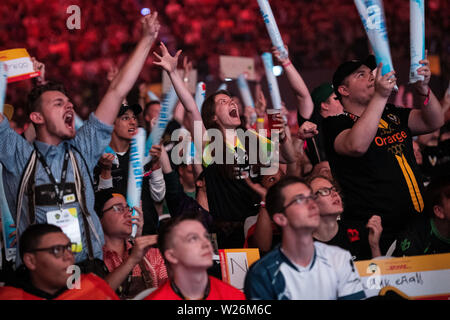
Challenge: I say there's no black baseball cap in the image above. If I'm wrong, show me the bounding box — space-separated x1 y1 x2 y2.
118 103 142 117
332 55 377 100
94 188 126 219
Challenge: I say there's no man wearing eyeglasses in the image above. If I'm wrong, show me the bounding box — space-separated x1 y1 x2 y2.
244 176 365 300
94 189 168 299
0 224 118 300
94 104 166 236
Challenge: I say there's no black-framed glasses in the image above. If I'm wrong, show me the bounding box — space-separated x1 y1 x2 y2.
282 194 318 211
102 204 132 214
29 242 74 258
315 186 339 197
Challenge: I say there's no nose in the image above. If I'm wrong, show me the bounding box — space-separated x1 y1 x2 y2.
308 198 318 210
65 100 74 110
369 70 375 82
331 189 339 198
201 235 212 248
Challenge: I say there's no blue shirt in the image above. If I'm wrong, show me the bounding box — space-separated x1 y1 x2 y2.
0 113 113 265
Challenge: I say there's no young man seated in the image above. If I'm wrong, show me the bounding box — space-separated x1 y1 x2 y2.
95 189 168 299
0 224 118 300
145 214 245 300
244 176 366 300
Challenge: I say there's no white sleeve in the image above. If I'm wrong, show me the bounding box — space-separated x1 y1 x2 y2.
97 176 113 190
336 250 366 300
149 168 166 202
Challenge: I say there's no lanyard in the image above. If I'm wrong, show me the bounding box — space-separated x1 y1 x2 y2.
343 111 360 122
33 143 70 209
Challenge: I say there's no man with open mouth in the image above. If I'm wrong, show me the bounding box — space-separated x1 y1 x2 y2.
0 12 162 272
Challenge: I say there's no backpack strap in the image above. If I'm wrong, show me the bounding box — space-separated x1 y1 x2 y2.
68 148 95 260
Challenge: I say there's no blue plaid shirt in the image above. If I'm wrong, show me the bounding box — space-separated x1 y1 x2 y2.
0 113 113 266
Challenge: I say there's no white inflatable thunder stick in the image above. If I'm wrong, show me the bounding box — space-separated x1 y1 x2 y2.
409 0 425 83
261 52 282 110
0 62 16 262
144 83 179 164
195 81 206 112
127 127 146 238
257 0 288 60
354 0 398 90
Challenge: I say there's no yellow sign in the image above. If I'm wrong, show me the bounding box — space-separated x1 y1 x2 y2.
0 48 40 83
355 253 450 300
219 248 260 291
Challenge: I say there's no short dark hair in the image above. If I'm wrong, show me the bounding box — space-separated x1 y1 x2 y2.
144 100 161 113
157 212 204 263
27 82 67 115
265 176 309 219
424 175 450 218
19 224 63 259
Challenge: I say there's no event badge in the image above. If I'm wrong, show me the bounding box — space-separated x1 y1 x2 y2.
46 208 83 253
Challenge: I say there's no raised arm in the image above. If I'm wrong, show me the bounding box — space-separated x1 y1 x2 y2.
272 45 314 120
95 12 160 125
152 42 205 138
334 64 396 157
408 51 445 135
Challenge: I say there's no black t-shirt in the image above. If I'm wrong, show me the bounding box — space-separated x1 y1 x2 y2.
314 219 373 261
94 149 130 195
421 139 450 180
203 139 265 248
93 149 159 235
393 216 450 256
322 104 424 236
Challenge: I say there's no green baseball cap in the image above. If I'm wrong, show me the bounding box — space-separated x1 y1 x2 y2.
311 83 334 112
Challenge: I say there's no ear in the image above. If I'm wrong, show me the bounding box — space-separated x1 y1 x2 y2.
433 205 445 219
29 112 44 125
23 253 37 271
196 180 204 188
337 85 349 99
164 249 178 265
320 101 329 112
272 212 287 228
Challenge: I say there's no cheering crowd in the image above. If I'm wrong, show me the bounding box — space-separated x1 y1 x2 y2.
0 4 449 301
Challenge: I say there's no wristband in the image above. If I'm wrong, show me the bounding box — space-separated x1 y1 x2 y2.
417 87 430 106
282 61 292 68
257 117 265 123
260 201 266 208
